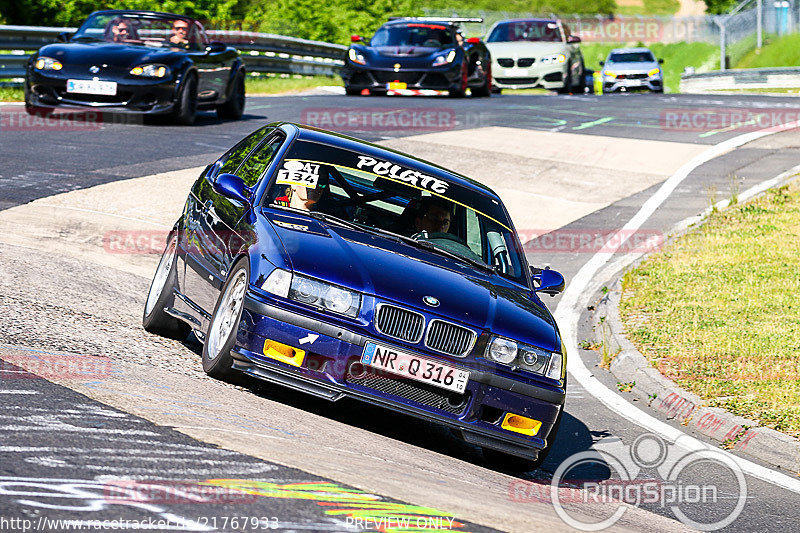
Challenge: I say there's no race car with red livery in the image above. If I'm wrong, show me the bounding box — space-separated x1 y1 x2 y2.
341 17 492 97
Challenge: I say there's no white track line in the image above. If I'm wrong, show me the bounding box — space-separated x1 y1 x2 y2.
555 127 800 494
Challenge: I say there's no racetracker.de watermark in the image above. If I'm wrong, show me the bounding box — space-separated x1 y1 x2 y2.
301 107 457 132
104 480 257 505
520 229 664 254
0 106 143 131
661 108 800 132
0 352 112 380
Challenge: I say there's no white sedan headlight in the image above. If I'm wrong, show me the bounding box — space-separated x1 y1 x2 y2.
540 54 566 64
130 64 169 78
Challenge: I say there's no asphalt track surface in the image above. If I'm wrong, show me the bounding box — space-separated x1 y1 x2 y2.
1 92 800 532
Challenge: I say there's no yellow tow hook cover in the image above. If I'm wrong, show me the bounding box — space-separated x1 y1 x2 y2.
263 339 306 367
501 413 542 436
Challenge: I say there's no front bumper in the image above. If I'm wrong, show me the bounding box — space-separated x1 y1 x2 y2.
341 62 463 93
236 291 565 459
603 76 662 92
26 70 178 114
492 64 568 90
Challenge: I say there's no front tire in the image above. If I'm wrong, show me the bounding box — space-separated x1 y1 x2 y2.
472 65 492 97
216 70 245 120
202 258 249 379
143 233 190 340
172 72 197 126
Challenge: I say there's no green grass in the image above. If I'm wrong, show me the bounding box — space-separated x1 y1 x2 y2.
0 85 23 101
615 0 681 15
620 180 800 438
245 74 341 95
581 41 719 93
736 33 800 68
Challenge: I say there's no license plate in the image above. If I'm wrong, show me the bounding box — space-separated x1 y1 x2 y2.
361 342 469 394
387 82 407 90
504 68 529 77
625 79 643 86
66 79 118 96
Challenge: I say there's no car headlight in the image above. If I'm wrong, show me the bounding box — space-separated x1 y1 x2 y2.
261 268 292 298
648 67 661 77
130 64 169 78
604 71 616 79
34 57 62 71
288 274 361 318
348 48 366 65
432 49 457 67
486 335 564 380
540 54 566 64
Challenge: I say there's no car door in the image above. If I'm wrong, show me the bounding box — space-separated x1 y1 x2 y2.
189 23 234 102
181 129 284 322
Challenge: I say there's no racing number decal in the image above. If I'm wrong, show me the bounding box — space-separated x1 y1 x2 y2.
276 160 320 188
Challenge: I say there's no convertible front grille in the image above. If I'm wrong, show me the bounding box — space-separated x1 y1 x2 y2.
425 320 476 357
375 304 425 343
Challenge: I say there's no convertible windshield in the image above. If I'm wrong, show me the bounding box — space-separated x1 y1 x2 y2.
72 13 203 50
263 141 528 284
608 51 655 63
371 24 454 48
487 21 563 43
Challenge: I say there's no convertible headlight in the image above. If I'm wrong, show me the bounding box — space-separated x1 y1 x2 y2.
540 54 566 64
130 64 169 78
648 67 661 77
348 48 366 65
288 274 361 318
261 268 292 298
604 71 616 79
34 57 62 71
486 335 564 380
432 49 457 66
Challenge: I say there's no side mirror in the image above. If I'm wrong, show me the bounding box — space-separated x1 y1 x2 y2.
206 41 226 53
599 60 605 66
567 35 581 43
351 34 363 43
213 173 251 206
658 58 664 64
466 37 481 44
57 32 72 42
531 266 565 296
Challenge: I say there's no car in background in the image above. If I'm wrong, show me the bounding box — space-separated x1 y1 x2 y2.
25 10 245 124
600 47 664 93
341 17 492 97
484 18 584 94
143 122 567 470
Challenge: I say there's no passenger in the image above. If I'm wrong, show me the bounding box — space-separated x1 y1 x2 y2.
105 18 136 42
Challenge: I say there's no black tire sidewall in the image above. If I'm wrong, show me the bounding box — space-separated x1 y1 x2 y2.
202 257 250 377
142 234 188 339
175 72 197 125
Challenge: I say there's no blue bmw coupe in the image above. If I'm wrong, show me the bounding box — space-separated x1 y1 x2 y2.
144 122 566 469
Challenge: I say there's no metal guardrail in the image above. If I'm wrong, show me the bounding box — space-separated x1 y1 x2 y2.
681 67 800 92
0 25 347 80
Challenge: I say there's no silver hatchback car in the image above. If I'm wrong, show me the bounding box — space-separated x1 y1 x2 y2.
600 47 663 93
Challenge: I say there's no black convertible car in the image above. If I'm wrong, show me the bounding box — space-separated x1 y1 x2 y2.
25 10 245 124
341 17 492 97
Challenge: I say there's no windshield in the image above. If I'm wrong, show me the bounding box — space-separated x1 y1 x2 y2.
608 51 655 63
371 24 454 48
487 21 562 43
72 13 203 50
263 141 528 285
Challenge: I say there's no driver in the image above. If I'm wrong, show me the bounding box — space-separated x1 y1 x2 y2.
167 19 191 47
413 197 452 235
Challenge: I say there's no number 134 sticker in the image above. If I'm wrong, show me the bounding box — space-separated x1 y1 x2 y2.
276 160 320 188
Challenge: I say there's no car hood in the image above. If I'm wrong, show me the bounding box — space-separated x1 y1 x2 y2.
486 41 566 57
604 61 658 73
372 45 442 58
266 213 559 351
37 42 181 67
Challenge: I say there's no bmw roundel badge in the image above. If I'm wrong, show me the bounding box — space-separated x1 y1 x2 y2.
423 295 440 307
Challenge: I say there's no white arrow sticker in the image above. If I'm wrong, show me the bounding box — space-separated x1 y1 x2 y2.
298 333 319 345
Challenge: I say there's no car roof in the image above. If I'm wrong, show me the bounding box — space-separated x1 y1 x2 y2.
492 18 559 24
278 123 500 199
88 10 196 23
609 47 654 54
382 19 458 29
